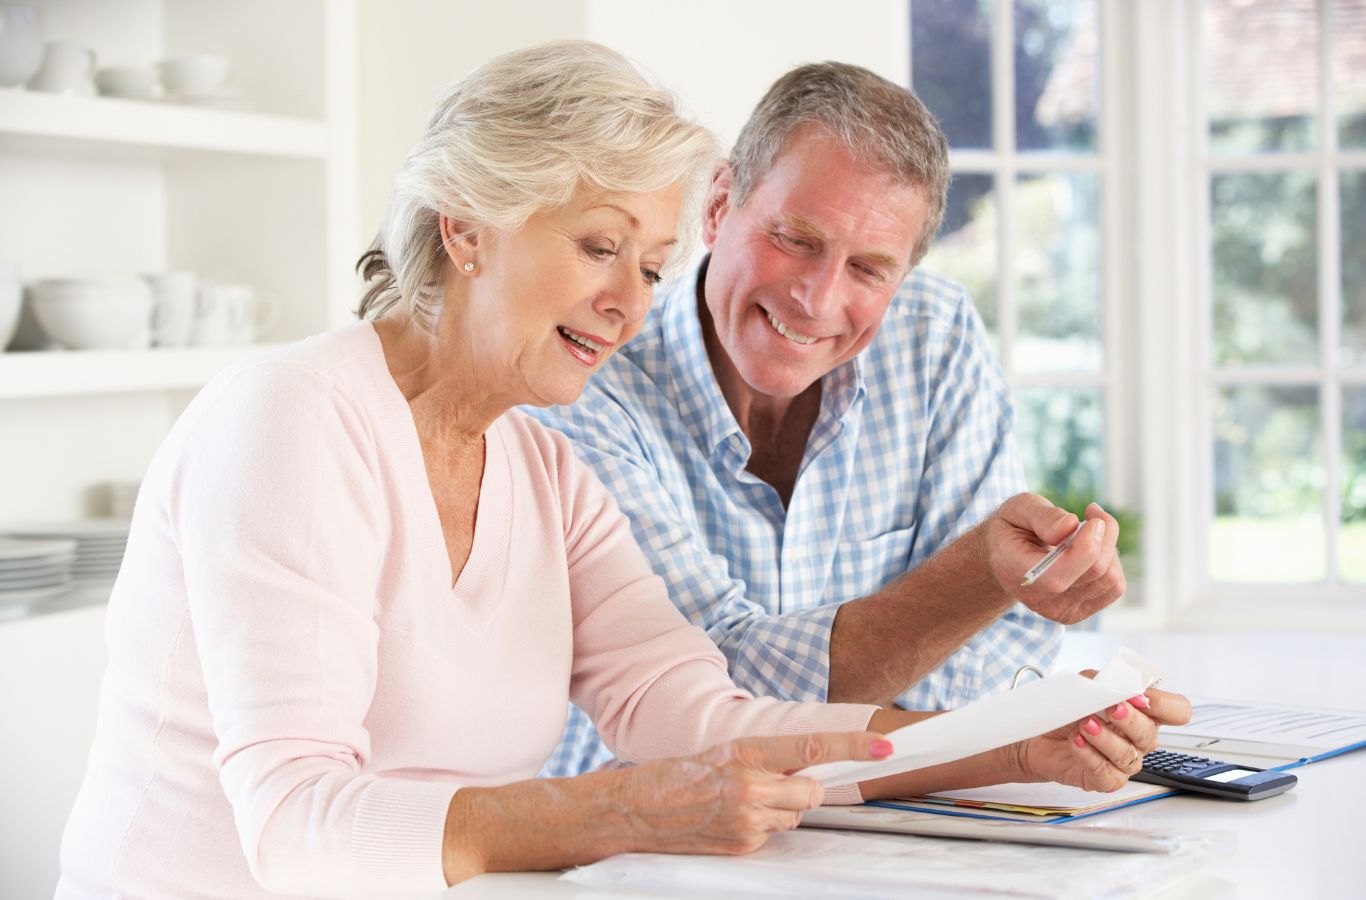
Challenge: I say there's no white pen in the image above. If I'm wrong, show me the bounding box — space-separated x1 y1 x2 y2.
1019 520 1088 587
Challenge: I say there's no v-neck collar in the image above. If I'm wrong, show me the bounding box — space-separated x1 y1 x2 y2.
353 321 512 632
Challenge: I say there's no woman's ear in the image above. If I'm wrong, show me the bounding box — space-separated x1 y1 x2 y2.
439 215 478 271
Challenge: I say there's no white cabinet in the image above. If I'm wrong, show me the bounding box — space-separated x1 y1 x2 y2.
0 0 358 549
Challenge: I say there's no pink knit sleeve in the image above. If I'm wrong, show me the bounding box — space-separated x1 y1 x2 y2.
169 362 456 898
533 421 877 794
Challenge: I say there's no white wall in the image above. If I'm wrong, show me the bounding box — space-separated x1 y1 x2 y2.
355 0 588 248
355 0 909 247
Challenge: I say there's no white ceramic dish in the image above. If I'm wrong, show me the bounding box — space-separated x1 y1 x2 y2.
0 536 78 560
158 54 228 95
95 65 155 98
4 519 133 539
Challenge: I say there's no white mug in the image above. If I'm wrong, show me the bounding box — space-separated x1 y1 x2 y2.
144 271 198 348
194 283 275 345
28 41 95 95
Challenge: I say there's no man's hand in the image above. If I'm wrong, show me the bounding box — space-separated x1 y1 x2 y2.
981 493 1126 625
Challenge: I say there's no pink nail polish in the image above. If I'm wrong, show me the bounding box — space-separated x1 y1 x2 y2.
1129 694 1150 709
870 739 894 758
1084 718 1102 736
1073 733 1086 748
1112 703 1129 720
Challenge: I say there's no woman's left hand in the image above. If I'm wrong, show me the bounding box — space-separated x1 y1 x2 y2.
1009 683 1193 793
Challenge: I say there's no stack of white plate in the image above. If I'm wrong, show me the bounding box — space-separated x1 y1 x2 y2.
0 537 77 618
1 519 130 589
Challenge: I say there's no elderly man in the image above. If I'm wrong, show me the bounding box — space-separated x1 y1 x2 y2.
531 62 1127 777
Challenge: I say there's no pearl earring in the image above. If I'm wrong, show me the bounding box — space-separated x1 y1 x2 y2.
462 262 474 272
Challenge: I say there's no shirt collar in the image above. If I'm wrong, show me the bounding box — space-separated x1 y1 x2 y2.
661 255 868 460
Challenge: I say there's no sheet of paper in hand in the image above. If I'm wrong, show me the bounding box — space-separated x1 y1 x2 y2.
798 648 1162 787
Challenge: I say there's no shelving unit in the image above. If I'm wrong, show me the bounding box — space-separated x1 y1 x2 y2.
0 0 357 569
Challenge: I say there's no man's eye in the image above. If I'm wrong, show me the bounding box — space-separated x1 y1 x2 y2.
775 232 814 252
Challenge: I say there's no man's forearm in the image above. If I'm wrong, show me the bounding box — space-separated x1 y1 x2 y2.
827 524 1011 706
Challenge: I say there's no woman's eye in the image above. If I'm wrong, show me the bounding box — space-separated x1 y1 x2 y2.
642 269 663 287
581 241 616 260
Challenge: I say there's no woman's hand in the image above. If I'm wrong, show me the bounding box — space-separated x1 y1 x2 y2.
1008 683 1194 792
615 730 894 856
858 683 1193 801
443 730 893 885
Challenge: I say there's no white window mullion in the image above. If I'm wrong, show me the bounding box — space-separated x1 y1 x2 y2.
1099 0 1126 515
1319 0 1343 587
1190 0 1215 613
993 0 1017 379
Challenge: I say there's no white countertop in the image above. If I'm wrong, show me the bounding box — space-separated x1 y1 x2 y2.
439 631 1366 900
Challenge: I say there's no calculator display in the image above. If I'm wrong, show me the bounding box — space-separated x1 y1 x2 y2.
1205 768 1258 783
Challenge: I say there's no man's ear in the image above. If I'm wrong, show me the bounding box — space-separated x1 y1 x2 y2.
439 215 478 268
701 163 735 250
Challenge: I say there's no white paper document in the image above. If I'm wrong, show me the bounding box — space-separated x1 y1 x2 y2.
562 826 1217 900
1159 698 1366 765
799 648 1161 787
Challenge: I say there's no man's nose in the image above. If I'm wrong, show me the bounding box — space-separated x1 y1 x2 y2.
792 256 841 319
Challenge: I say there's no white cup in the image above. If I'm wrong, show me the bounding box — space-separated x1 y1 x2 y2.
0 260 20 350
0 5 45 88
144 271 198 347
28 41 95 95
194 283 274 345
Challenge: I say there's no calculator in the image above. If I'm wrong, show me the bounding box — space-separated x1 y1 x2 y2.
1131 749 1298 801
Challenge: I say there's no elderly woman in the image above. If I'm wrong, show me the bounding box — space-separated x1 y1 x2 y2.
57 41 1184 900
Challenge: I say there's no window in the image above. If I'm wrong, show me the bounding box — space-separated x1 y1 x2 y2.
1196 0 1366 599
909 0 1125 550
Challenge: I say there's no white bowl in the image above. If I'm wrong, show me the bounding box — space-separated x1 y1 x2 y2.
158 54 228 96
95 65 155 99
30 280 153 350
0 266 20 350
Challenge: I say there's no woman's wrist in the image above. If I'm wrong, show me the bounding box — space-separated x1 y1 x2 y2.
439 770 639 887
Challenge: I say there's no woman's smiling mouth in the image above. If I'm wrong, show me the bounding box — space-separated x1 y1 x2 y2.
556 325 612 365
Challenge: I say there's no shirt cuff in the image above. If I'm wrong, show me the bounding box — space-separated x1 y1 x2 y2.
351 778 459 895
777 701 877 806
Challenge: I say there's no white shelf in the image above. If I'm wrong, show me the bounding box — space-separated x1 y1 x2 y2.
0 344 283 399
0 89 330 161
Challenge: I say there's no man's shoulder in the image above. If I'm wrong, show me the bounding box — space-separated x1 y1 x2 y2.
881 267 977 327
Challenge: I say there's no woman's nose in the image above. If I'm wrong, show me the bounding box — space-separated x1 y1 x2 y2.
596 260 651 324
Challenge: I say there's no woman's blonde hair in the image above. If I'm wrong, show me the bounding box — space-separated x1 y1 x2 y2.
357 40 719 327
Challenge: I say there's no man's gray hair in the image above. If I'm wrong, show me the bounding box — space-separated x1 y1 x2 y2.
358 40 719 327
729 61 950 268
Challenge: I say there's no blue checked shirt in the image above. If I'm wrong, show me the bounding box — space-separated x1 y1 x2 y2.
529 258 1062 777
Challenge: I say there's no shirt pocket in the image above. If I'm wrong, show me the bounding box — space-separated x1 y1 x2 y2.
828 524 917 601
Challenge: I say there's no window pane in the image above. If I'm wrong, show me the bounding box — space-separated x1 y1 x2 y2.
1014 172 1101 373
1014 0 1099 152
923 173 997 346
1335 0 1366 149
1344 171 1366 365
1344 387 1366 582
912 0 994 150
1205 0 1318 154
1211 172 1318 366
1212 386 1324 582
1017 386 1103 501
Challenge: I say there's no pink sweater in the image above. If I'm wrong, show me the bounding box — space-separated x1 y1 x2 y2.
56 323 876 899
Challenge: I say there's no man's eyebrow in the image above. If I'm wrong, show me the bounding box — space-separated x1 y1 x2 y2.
779 213 901 271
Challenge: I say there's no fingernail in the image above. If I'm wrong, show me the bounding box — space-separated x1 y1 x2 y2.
870 739 894 758
1073 733 1086 748
1111 703 1129 720
1084 718 1102 735
1129 694 1150 709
